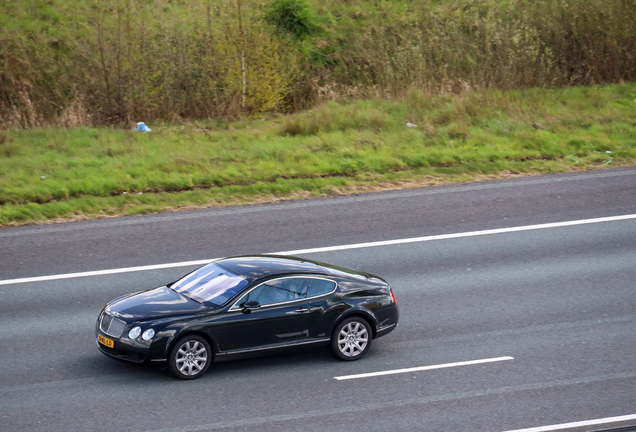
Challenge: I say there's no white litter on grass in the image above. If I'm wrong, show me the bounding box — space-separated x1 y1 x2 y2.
594 150 613 164
406 123 417 127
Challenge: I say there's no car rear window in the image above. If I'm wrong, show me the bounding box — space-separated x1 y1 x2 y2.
171 264 248 305
307 279 336 297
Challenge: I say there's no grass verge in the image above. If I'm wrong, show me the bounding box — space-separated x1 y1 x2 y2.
1 84 635 226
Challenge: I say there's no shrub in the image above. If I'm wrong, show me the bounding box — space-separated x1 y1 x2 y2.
266 0 319 40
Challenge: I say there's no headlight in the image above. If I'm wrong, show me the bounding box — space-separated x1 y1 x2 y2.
142 329 155 341
128 326 141 339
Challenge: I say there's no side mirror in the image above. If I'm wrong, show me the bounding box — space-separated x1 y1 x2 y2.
242 300 261 313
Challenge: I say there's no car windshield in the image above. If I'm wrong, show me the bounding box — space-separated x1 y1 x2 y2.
170 264 248 306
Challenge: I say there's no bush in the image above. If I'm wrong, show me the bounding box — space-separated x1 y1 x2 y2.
266 0 319 40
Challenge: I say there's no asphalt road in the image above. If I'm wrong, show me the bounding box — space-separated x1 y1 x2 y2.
1 167 635 432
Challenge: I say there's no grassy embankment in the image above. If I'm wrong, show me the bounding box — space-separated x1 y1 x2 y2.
1 0 636 225
1 83 635 226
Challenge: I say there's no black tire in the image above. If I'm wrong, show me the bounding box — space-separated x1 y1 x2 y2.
167 335 212 380
330 317 372 361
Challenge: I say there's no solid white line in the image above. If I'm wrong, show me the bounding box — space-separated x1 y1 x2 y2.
2 213 635 286
275 213 636 256
500 413 636 432
334 356 514 381
0 259 215 286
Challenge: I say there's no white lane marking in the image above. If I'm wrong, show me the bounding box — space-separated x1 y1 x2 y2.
275 213 636 256
334 356 514 381
2 213 636 286
0 260 214 286
500 413 636 432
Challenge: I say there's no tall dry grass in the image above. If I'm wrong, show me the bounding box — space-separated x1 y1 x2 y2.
322 0 636 97
1 0 635 128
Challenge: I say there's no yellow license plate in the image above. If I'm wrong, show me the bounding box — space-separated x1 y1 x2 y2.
98 334 114 348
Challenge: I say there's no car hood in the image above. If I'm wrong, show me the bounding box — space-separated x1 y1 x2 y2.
106 286 208 321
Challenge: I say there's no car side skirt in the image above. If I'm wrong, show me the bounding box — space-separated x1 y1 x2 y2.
215 338 331 359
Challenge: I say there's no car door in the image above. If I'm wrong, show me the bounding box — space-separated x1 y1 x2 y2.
303 277 339 341
219 278 311 352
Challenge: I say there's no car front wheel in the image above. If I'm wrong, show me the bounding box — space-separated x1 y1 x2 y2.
167 335 211 380
330 317 372 361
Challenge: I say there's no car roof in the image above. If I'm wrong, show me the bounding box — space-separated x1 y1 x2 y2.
215 255 327 280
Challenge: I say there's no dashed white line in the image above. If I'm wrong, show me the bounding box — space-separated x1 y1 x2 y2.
334 356 514 380
2 213 635 286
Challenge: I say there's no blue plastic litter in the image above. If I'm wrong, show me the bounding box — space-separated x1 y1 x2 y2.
136 122 151 132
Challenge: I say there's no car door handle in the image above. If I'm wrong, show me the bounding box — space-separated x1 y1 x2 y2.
294 308 309 314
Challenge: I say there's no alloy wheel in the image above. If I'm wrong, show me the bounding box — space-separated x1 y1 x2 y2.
337 321 369 358
173 339 208 377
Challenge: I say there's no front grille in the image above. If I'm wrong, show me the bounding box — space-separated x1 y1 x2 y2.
100 313 127 338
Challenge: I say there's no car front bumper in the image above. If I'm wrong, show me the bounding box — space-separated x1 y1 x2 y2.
95 326 168 364
95 332 152 363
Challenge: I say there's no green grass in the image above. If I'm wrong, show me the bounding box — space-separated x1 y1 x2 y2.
1 83 636 226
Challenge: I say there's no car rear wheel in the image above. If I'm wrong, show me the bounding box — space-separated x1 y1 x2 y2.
167 335 211 380
330 317 372 361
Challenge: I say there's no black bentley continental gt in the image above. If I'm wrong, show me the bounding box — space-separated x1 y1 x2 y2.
96 255 399 379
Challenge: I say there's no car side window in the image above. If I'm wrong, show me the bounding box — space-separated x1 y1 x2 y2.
235 278 308 308
236 285 265 307
307 279 336 298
